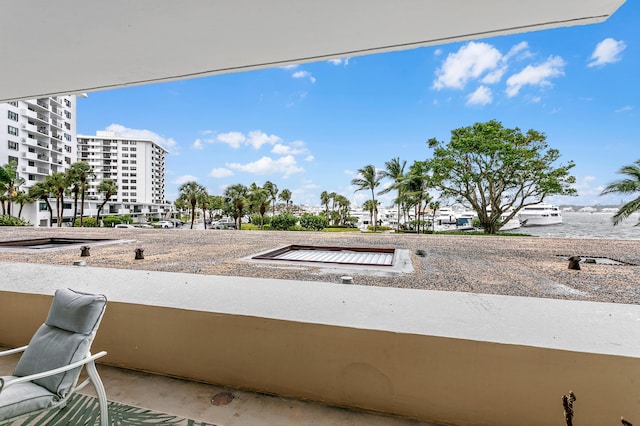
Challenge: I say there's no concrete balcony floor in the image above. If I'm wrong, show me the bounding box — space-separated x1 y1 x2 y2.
0 349 436 426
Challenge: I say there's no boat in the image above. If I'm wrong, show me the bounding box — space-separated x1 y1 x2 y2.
518 203 562 227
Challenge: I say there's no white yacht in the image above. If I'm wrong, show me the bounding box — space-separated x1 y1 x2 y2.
518 203 562 227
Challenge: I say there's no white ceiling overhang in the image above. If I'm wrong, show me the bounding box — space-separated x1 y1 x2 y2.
0 0 626 102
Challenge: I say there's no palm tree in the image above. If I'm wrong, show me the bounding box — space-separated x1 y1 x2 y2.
601 160 640 226
401 161 432 234
263 181 278 216
197 189 210 229
249 183 270 229
95 179 118 226
363 199 378 228
47 172 68 227
177 181 207 229
13 190 33 219
0 160 25 217
351 164 383 231
67 161 94 227
29 182 54 226
334 194 350 225
224 184 248 229
379 157 406 232
279 188 292 212
320 191 330 217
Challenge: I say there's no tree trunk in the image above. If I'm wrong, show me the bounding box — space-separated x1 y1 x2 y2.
80 181 86 226
202 207 207 229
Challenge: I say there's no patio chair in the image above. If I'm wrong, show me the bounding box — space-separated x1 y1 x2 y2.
0 288 108 426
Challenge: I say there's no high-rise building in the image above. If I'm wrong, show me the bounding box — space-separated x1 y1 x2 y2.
0 96 77 187
78 131 168 216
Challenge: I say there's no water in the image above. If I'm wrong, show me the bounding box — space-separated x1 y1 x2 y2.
513 212 640 240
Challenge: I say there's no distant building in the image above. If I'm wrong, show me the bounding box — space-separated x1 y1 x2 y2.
579 206 597 213
0 96 77 187
77 131 171 222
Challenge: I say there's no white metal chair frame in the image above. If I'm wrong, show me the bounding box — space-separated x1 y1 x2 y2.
0 289 109 426
0 347 108 425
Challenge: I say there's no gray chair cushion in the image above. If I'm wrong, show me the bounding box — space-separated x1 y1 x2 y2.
12 289 107 397
0 376 58 420
45 288 107 334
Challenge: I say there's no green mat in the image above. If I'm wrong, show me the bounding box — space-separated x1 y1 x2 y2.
0 394 217 425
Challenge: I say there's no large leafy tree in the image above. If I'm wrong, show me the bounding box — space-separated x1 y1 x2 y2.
428 120 576 234
95 179 118 226
13 190 33 219
379 157 406 232
67 161 94 227
224 183 248 229
320 191 330 217
600 160 640 226
0 161 25 217
401 161 432 234
351 164 383 231
177 181 207 229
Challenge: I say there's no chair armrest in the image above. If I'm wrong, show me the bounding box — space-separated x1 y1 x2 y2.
0 346 28 357
0 351 107 393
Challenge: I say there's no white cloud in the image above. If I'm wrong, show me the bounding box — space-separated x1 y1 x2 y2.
271 140 309 156
216 131 246 148
247 130 281 149
505 55 565 97
344 169 354 176
191 139 204 150
208 168 234 178
481 67 506 84
304 155 315 162
292 70 316 83
226 155 304 177
433 42 503 90
173 175 198 185
280 64 299 70
328 58 350 66
615 105 633 113
466 86 493 106
588 38 626 67
503 41 530 61
103 124 178 154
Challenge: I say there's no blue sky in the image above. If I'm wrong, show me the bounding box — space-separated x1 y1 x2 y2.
77 1 638 208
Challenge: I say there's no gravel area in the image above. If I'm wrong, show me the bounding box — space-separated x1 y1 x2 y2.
1 226 639 304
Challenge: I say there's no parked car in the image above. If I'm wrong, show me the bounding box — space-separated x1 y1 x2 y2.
114 223 136 229
153 221 174 228
211 219 236 229
135 223 154 229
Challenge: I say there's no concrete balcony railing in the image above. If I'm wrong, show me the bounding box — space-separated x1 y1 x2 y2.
1 262 640 426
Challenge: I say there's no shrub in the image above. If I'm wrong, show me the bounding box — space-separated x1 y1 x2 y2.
251 213 271 227
74 217 97 227
270 213 298 230
367 225 393 232
299 214 328 231
0 215 30 226
102 216 122 227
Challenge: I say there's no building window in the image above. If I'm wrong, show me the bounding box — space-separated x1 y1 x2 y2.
65 122 71 130
64 99 71 107
29 175 36 181
130 141 137 145
122 166 128 170
65 145 72 153
39 202 48 211
7 111 18 121
130 179 136 183
122 147 129 151
64 133 71 141
28 161 35 166
130 154 136 158
8 141 18 150
64 111 71 119
8 125 18 136
9 101 18 107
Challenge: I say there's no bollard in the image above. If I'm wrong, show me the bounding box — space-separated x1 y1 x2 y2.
568 256 581 270
135 248 145 260
80 246 90 257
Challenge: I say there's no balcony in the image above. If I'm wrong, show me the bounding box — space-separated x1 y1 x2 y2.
0 228 639 426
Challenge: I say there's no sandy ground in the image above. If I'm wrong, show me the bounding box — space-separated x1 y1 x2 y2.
0 226 639 304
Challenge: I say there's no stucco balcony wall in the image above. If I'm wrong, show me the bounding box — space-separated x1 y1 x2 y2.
1 261 639 425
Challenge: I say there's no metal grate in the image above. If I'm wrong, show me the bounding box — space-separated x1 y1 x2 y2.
0 238 117 250
253 245 395 266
